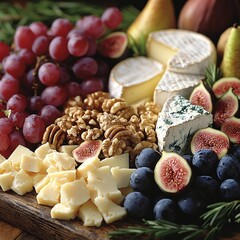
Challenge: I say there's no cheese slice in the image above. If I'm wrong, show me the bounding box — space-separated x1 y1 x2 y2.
108 56 164 104
156 95 213 154
147 29 216 74
0 154 5 163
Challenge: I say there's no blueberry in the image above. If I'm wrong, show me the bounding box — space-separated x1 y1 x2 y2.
153 198 179 222
193 175 220 201
216 155 240 181
182 154 193 166
135 148 161 170
220 179 240 201
192 149 218 175
123 191 150 218
178 190 207 219
228 144 240 160
130 167 156 193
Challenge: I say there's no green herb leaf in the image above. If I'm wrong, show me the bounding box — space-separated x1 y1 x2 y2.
204 64 222 88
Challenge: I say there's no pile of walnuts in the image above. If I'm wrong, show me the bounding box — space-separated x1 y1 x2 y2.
42 91 160 161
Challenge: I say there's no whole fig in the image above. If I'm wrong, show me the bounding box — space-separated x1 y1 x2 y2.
178 0 240 43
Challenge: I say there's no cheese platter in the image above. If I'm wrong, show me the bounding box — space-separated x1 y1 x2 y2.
1 0 240 240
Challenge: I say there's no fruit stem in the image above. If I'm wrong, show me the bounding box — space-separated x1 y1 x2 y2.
233 23 238 28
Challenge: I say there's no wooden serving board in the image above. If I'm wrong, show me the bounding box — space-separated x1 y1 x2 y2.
0 189 138 240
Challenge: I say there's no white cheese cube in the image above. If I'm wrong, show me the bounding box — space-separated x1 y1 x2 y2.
8 145 33 171
111 167 136 189
46 165 59 174
11 169 34 195
44 152 76 172
0 160 15 174
48 170 76 185
78 200 103 227
51 203 78 220
76 157 101 178
100 153 129 169
20 155 43 173
37 182 60 206
34 142 55 159
94 195 127 224
0 154 5 163
34 176 50 193
0 172 15 191
119 186 134 197
31 173 47 185
59 145 78 157
60 178 90 207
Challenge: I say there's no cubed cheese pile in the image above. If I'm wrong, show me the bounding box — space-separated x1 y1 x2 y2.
0 144 135 226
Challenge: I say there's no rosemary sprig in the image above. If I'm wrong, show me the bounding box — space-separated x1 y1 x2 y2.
0 1 139 44
204 64 222 88
109 201 240 240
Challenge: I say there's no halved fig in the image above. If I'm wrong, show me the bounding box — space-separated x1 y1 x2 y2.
190 127 229 159
213 88 238 128
98 31 128 59
154 151 192 194
189 81 213 112
212 77 240 98
72 140 102 163
221 116 240 144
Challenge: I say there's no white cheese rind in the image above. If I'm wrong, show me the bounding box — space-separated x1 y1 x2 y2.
156 95 213 154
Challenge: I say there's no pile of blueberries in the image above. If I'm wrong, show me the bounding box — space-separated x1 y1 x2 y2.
123 145 240 223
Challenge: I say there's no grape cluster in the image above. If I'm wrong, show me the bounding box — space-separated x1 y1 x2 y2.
0 7 123 158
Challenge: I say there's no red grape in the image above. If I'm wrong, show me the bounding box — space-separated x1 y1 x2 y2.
80 77 104 98
9 130 26 151
66 81 82 97
0 41 10 62
7 93 27 112
4 54 26 78
72 57 98 79
23 114 45 143
14 26 36 50
81 15 106 39
39 105 62 126
68 36 89 57
0 74 20 101
58 67 71 85
67 28 86 39
51 18 73 37
32 36 49 56
38 62 60 86
10 111 28 129
41 85 68 107
49 36 69 61
0 101 6 118
29 21 48 37
0 117 14 135
28 96 44 112
101 7 123 29
18 49 36 66
0 132 10 151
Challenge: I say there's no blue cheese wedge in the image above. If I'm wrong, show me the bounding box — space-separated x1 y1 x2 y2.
156 95 213 154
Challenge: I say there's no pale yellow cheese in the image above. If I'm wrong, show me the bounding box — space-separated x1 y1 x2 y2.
8 145 33 171
0 160 15 174
11 169 34 195
111 167 136 189
100 153 129 169
36 182 60 206
20 155 43 173
59 145 78 157
48 170 76 185
60 178 90 207
94 195 127 224
78 200 103 227
77 157 101 178
34 176 50 193
51 203 78 220
31 173 47 185
108 56 164 105
34 142 55 159
87 166 123 203
119 186 134 197
0 154 5 163
0 172 15 191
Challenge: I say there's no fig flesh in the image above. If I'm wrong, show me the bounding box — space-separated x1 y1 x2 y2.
154 151 192 194
98 31 128 59
189 81 213 112
213 88 238 128
221 116 240 144
212 77 240 98
72 140 102 163
190 127 229 159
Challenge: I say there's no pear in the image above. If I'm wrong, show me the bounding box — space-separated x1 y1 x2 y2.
217 26 232 61
220 24 240 78
127 0 176 46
